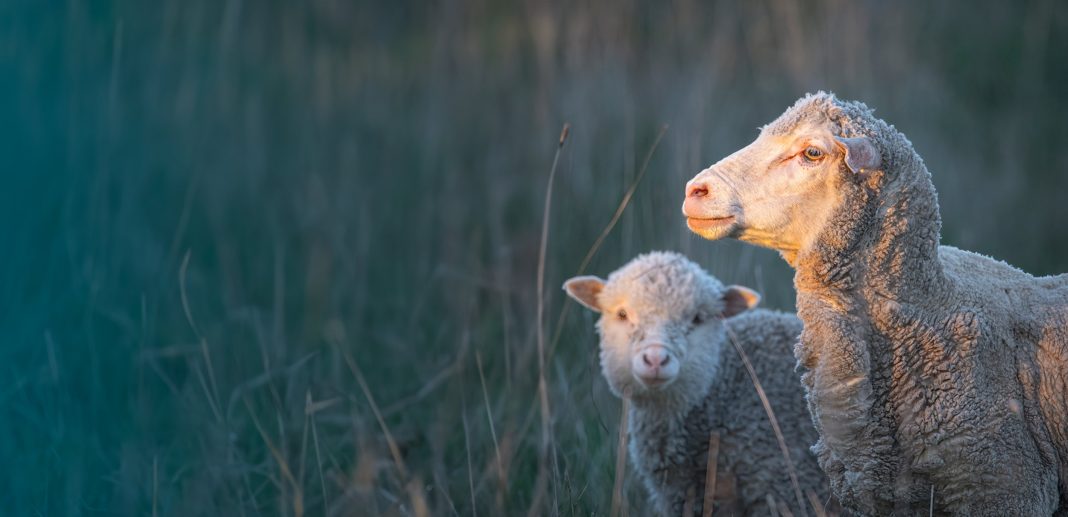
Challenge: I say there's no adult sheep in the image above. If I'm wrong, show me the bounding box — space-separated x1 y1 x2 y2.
564 251 831 516
682 91 1068 515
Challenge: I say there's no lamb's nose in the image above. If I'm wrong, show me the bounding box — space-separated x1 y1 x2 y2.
687 181 709 198
641 345 671 367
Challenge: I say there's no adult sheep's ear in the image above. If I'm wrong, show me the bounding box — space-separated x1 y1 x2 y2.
563 276 606 312
721 285 760 318
834 136 881 175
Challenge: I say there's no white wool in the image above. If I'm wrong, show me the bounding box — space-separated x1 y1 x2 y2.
566 251 831 515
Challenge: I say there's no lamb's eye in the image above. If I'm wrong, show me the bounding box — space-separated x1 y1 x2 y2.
616 308 628 321
802 146 824 162
692 313 704 326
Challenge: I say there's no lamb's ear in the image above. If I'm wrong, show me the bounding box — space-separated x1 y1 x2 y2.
834 136 881 174
721 285 761 318
563 276 606 312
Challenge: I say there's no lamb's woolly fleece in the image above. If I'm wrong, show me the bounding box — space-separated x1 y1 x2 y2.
576 252 828 516
766 93 1068 515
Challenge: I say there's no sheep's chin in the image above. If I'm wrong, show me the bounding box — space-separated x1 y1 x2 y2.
633 375 677 391
685 216 738 241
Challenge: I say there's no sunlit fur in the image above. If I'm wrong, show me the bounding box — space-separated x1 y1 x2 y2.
686 92 1068 515
684 104 854 265
593 252 727 406
566 252 829 515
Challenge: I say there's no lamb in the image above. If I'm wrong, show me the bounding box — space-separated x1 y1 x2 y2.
564 251 830 516
682 92 1068 515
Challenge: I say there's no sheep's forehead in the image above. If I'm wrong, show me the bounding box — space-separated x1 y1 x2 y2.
762 93 838 137
599 254 722 318
761 92 876 139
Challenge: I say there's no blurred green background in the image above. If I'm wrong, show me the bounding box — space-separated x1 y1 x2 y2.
4 0 1068 515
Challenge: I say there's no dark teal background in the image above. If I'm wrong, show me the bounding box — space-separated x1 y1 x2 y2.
4 1 1068 515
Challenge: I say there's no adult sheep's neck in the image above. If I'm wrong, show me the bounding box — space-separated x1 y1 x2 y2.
794 145 948 304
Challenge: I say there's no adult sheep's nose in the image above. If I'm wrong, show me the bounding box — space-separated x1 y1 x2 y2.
683 178 713 218
686 180 710 199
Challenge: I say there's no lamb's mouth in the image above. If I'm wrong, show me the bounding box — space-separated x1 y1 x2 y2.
686 216 738 239
636 376 674 390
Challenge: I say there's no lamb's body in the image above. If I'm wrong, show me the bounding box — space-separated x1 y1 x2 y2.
684 92 1068 515
563 252 830 516
628 309 826 515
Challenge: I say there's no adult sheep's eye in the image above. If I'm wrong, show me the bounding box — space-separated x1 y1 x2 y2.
616 308 628 321
802 146 824 161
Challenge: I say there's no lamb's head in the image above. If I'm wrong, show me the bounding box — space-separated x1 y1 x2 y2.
681 92 887 260
563 252 760 404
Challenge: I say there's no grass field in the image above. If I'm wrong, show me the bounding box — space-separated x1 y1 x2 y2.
4 1 1068 515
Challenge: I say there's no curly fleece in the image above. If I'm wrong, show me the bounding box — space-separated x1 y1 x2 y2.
579 252 829 515
769 93 1068 515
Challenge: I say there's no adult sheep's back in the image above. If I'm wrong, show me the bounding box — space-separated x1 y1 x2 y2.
940 245 1068 488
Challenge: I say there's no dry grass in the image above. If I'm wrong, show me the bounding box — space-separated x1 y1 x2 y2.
4 0 1068 515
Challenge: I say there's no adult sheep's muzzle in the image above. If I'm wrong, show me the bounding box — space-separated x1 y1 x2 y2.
682 170 740 240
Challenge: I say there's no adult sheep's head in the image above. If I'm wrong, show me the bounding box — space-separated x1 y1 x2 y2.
682 92 888 263
562 252 759 405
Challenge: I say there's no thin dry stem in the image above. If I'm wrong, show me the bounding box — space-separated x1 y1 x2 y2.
806 490 828 517
576 124 668 276
179 250 200 337
530 123 569 517
702 432 720 517
476 351 505 489
609 395 630 517
306 392 329 516
179 251 226 424
548 124 669 360
298 401 310 513
243 397 304 517
337 342 409 480
193 362 224 424
462 407 478 517
723 324 809 517
406 479 430 517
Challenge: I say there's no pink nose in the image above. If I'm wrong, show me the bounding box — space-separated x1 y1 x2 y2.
682 180 711 217
641 346 671 369
686 180 709 198
633 344 676 386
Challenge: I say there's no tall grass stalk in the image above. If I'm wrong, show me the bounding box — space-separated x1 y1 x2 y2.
609 396 630 517
723 324 808 517
531 123 570 517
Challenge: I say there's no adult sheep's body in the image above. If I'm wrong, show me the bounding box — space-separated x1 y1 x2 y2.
683 92 1068 515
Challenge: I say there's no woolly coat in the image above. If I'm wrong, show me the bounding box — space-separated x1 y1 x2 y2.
770 94 1068 515
626 311 826 516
